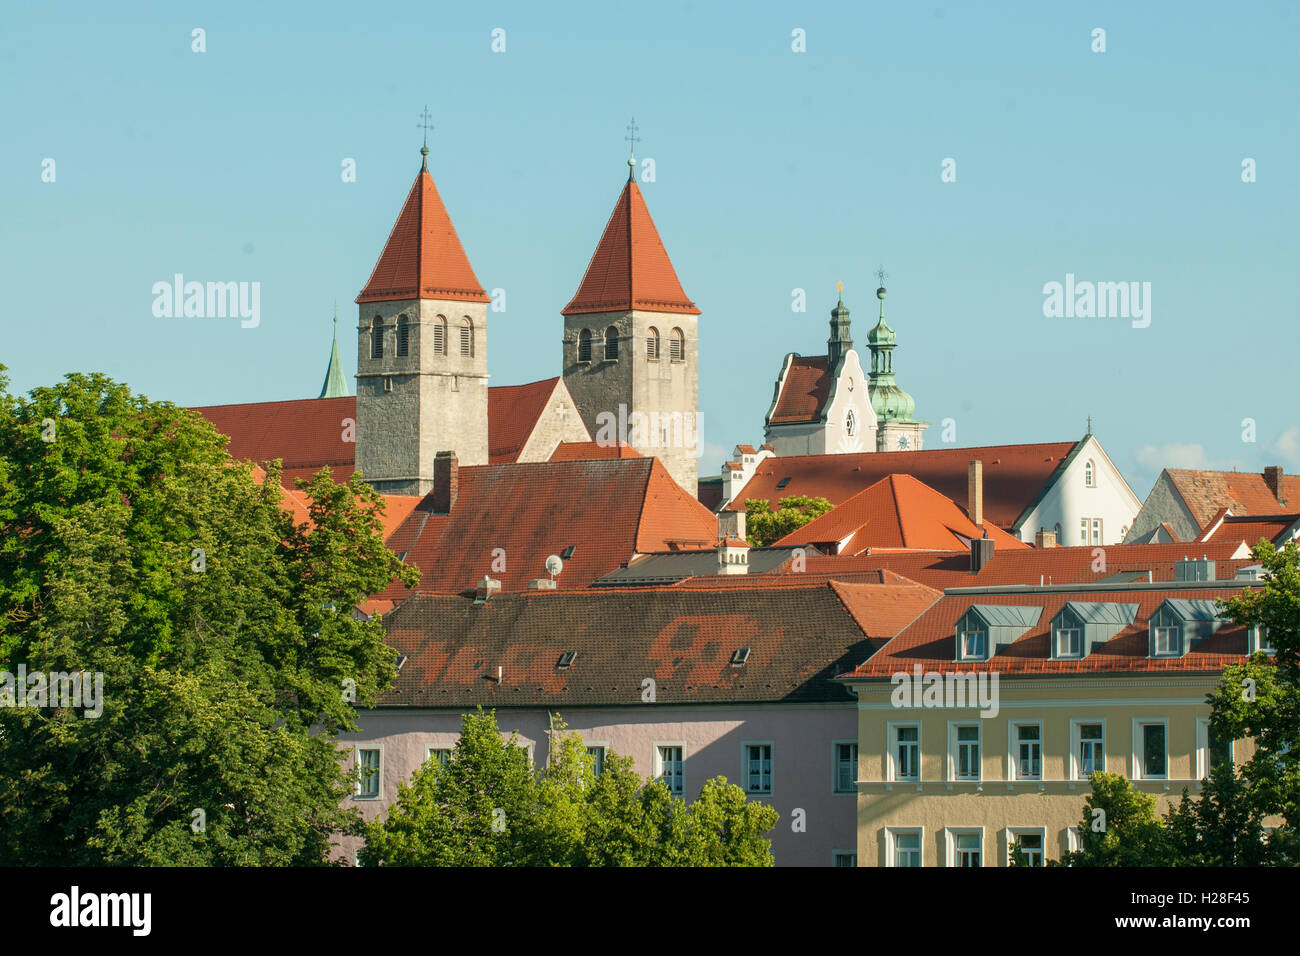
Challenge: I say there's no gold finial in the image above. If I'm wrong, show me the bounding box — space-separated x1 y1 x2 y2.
836 280 844 293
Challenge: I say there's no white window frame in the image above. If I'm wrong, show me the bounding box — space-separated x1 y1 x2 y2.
1009 721 1043 781
742 740 774 796
1133 719 1169 780
884 827 924 868
1250 624 1275 655
584 740 608 778
1069 718 1106 780
1196 718 1233 782
958 628 988 661
354 746 383 800
654 742 686 796
944 827 984 867
832 740 858 795
1054 626 1082 659
831 850 857 867
1066 826 1083 854
949 721 982 782
426 746 453 771
1151 624 1181 658
887 722 921 783
1007 827 1047 867
1084 460 1095 488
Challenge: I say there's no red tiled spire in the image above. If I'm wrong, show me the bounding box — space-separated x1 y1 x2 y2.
561 179 699 316
356 162 490 304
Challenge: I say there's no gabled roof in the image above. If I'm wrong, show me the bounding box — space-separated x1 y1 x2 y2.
549 440 643 461
725 441 1082 533
1060 601 1139 625
1198 513 1300 547
841 581 1253 678
194 396 358 486
561 179 699 316
1159 598 1226 622
356 162 490 304
767 356 832 425
377 579 928 708
378 457 717 597
967 604 1043 628
1166 468 1300 529
773 473 1031 554
489 378 562 464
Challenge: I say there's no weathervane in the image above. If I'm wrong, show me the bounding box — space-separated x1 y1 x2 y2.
875 265 889 289
625 117 640 179
418 105 434 161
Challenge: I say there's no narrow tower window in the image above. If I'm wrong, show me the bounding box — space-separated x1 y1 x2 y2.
604 326 619 361
670 328 684 362
370 316 384 358
433 315 447 355
577 329 592 363
396 315 410 357
647 327 660 360
1084 460 1095 488
460 318 473 356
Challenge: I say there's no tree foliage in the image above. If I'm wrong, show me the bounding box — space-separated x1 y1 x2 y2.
743 495 833 548
0 368 418 864
361 710 779 866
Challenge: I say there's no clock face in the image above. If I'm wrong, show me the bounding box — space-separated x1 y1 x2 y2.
897 435 910 449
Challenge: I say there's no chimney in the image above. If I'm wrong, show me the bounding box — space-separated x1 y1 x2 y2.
970 536 995 573
718 509 747 542
528 578 557 590
433 451 458 513
1264 465 1284 503
474 575 501 603
1035 528 1057 549
968 460 984 528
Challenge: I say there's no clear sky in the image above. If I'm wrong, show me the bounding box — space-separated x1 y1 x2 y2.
4 0 1297 497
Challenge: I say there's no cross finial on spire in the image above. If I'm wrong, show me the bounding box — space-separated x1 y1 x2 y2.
625 117 640 180
1087 415 1092 436
875 265 888 288
418 105 434 165
332 300 338 331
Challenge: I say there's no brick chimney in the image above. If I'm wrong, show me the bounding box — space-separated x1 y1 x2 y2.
1035 528 1058 548
1264 465 1284 503
432 451 458 513
475 575 501 603
968 460 984 528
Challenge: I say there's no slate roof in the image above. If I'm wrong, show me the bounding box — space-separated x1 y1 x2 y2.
377 579 937 708
723 441 1082 533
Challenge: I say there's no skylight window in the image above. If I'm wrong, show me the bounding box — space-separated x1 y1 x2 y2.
776 477 792 490
556 651 577 669
730 648 751 667
561 545 577 560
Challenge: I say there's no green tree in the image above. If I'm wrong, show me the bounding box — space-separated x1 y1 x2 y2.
0 369 418 864
363 709 779 866
744 495 833 547
1056 772 1172 866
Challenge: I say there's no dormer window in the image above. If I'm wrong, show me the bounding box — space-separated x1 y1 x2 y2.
1251 624 1275 656
958 629 987 661
1054 627 1082 659
1152 625 1181 657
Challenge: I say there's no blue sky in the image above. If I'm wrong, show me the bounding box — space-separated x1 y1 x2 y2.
4 0 1297 497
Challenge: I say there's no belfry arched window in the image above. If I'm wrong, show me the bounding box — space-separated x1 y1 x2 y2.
396 315 410 357
460 318 473 356
577 329 592 362
432 315 447 355
670 328 684 362
370 316 384 358
604 326 619 361
647 327 660 360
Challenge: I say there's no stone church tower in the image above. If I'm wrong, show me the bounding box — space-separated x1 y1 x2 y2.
561 159 701 495
354 146 490 495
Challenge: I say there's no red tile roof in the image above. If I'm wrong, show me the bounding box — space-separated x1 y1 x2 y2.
194 396 357 484
1167 469 1300 528
356 163 490 304
561 179 699 315
488 377 561 464
725 441 1082 533
841 582 1254 678
1199 513 1300 547
774 473 1031 554
379 457 717 598
767 356 831 424
549 440 643 461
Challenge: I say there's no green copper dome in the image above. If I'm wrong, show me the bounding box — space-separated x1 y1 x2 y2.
865 284 919 422
870 381 917 422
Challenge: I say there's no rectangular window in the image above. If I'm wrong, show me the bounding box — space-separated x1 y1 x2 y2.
893 726 919 781
356 749 381 799
427 747 451 771
889 829 922 867
1197 719 1232 780
959 629 987 660
657 745 684 796
1092 518 1103 544
1077 722 1104 777
953 831 982 867
1014 724 1041 780
1138 722 1167 779
832 851 857 868
1010 831 1044 867
955 725 981 780
745 743 772 795
834 742 858 793
1080 517 1089 546
1055 628 1082 658
586 746 606 778
1153 625 1181 656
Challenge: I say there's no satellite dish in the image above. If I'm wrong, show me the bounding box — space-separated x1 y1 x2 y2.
545 554 564 578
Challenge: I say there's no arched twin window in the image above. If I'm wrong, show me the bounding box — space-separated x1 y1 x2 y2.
604 326 619 361
647 327 660 360
577 328 592 362
669 327 684 362
459 317 473 356
370 316 384 358
396 315 410 357
432 315 447 355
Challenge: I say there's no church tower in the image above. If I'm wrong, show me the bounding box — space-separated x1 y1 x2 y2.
867 282 928 452
561 140 701 495
354 137 490 495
